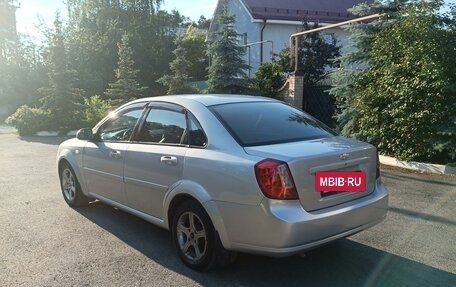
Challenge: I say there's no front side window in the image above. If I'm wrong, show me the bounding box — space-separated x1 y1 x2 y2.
138 108 187 145
99 109 144 141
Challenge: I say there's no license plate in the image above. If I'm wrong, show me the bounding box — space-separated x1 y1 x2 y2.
315 171 366 192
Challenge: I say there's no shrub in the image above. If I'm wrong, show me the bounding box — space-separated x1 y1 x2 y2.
5 105 53 136
250 61 285 99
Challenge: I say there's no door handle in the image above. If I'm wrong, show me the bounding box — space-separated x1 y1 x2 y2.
109 150 122 159
160 156 178 166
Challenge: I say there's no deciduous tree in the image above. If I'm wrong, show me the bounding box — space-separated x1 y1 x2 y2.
330 0 408 138
181 25 208 81
296 22 340 86
330 0 408 136
354 1 456 163
331 0 456 163
65 0 177 97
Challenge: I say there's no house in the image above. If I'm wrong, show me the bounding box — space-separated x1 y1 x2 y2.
208 0 373 75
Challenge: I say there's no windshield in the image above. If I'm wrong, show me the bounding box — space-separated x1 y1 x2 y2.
210 102 336 147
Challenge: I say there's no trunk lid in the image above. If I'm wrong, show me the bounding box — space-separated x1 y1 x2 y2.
245 136 377 212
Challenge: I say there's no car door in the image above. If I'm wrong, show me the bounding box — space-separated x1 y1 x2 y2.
123 103 188 219
82 104 146 205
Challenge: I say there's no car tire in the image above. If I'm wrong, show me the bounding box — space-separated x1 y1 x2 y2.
59 162 90 207
172 200 235 271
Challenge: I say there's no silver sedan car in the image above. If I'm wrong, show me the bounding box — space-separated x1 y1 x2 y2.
57 95 388 270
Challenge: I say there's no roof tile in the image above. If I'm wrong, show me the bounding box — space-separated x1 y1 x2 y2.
242 0 373 22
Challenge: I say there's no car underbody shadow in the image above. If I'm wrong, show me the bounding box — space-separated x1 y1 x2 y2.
74 200 456 286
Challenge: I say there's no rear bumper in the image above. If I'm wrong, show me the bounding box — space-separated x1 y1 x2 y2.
206 180 388 257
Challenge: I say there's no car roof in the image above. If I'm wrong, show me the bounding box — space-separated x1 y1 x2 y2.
131 94 276 107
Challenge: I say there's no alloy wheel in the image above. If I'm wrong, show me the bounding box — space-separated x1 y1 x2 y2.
61 168 76 202
176 211 207 263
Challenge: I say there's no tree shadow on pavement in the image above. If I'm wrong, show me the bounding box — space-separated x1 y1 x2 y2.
382 171 456 187
76 201 456 287
389 206 456 226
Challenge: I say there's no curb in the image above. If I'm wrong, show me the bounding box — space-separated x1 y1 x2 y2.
379 155 456 175
35 131 77 136
0 127 77 137
0 126 17 134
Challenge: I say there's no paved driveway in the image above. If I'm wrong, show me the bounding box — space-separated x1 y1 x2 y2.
0 134 455 286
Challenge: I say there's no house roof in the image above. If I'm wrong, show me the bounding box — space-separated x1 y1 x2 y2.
241 0 373 23
207 0 374 41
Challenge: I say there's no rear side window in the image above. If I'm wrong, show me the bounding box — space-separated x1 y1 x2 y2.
188 114 207 147
138 108 187 144
210 102 335 146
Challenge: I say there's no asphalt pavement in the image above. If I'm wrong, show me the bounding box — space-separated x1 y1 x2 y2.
0 134 455 286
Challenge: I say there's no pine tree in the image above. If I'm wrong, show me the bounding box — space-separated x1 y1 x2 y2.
104 33 147 105
39 13 85 129
207 4 250 94
157 35 197 95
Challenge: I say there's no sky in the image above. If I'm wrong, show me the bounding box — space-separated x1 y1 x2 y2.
13 0 456 42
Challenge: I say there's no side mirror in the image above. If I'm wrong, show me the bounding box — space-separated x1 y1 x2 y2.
76 128 94 141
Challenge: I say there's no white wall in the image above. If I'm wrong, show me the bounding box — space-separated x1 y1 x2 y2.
228 0 262 76
225 0 354 76
263 24 350 65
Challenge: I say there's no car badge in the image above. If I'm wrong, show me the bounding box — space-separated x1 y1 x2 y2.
340 153 350 160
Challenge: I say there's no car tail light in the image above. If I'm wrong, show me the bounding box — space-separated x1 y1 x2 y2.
376 149 381 179
255 159 299 200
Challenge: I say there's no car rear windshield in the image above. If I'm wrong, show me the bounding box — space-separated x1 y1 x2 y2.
210 101 336 147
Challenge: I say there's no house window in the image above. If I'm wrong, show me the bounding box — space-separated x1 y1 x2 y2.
237 32 247 45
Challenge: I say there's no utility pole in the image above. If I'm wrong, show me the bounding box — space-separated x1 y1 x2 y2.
289 13 383 75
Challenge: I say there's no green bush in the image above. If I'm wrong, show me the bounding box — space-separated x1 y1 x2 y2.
81 95 112 127
352 3 456 164
250 61 285 99
332 2 456 165
5 105 53 136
